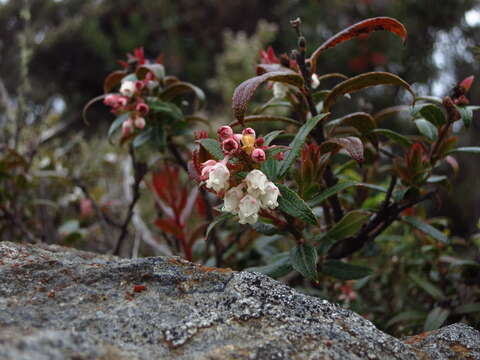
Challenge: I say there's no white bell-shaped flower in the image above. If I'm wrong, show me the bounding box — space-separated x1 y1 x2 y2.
260 182 280 209
120 81 136 97
205 162 230 193
245 169 268 198
222 184 244 213
238 194 261 224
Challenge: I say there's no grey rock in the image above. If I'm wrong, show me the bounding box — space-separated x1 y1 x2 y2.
0 242 478 360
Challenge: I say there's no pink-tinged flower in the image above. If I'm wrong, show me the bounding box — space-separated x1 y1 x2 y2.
251 148 266 162
222 137 239 154
104 94 118 107
200 160 217 179
117 96 128 108
135 80 145 91
134 117 146 129
242 128 256 137
122 118 134 137
217 126 234 140
136 102 149 115
245 169 268 197
205 162 230 193
233 134 243 143
120 81 136 97
238 194 261 224
275 152 285 161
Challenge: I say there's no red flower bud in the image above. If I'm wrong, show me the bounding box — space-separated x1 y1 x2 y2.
255 137 265 146
222 137 239 154
242 128 256 137
251 148 266 162
134 117 146 129
460 75 474 93
136 102 149 115
217 126 233 140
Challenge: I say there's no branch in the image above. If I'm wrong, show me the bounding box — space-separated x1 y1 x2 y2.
113 146 148 255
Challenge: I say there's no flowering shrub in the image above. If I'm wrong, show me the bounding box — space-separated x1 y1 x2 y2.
90 17 480 332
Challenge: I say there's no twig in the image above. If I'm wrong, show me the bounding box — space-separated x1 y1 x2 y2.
113 146 148 255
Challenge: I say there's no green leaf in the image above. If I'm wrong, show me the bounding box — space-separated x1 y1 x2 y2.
403 216 448 244
290 243 318 280
327 112 376 137
386 311 426 328
409 273 446 301
197 139 224 160
247 252 292 278
251 221 283 236
277 184 317 225
458 106 473 128
415 119 438 141
261 158 279 182
132 128 153 148
206 213 233 238
160 81 205 109
263 130 284 146
323 72 415 111
447 147 480 154
278 113 329 178
424 307 450 332
454 303 480 315
149 100 183 121
316 210 370 247
321 260 372 280
107 113 129 143
371 129 413 147
419 104 446 127
151 125 166 150
308 181 386 207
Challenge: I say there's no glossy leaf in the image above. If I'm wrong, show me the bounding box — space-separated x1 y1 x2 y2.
319 136 364 163
247 252 292 278
132 128 153 148
196 139 224 160
424 307 450 332
415 119 438 141
309 17 407 73
149 100 183 121
251 222 283 236
277 184 317 225
403 216 448 244
290 243 318 280
447 147 480 154
160 81 206 109
323 72 415 111
232 70 304 124
327 112 376 137
263 130 284 146
371 128 413 147
322 260 372 280
317 210 370 243
278 113 329 178
418 104 446 127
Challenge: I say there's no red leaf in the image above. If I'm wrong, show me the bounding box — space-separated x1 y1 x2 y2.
309 17 407 73
154 218 183 238
460 75 474 92
232 71 303 125
320 137 365 163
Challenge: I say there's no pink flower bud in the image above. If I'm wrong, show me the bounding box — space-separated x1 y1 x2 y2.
460 75 474 92
275 152 285 161
217 126 233 140
104 94 117 107
135 80 144 91
136 102 149 115
242 128 256 137
222 137 239 154
134 117 146 129
122 118 134 137
255 137 265 146
117 96 128 107
234 134 243 143
200 160 217 179
251 148 266 162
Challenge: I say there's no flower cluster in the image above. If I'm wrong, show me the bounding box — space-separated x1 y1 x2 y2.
222 170 280 224
217 126 273 162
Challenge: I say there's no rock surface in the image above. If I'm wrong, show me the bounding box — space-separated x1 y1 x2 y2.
0 242 478 360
